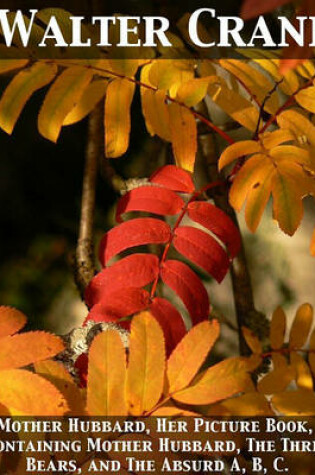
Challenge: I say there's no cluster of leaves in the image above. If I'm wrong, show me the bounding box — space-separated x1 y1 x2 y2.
210 303 315 417
0 11 314 245
85 165 241 353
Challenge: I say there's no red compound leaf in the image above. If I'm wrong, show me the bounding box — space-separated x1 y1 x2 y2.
116 186 184 222
84 288 150 328
160 260 209 324
85 254 159 308
173 226 230 283
99 217 171 266
150 297 186 356
149 165 195 193
187 201 241 258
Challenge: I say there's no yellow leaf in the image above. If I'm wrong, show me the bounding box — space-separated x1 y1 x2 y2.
167 320 220 394
126 312 165 415
0 306 26 338
308 328 315 376
35 360 85 415
311 227 315 257
295 84 315 113
151 406 197 416
0 369 68 416
173 357 253 405
140 64 171 142
176 78 210 107
258 364 295 395
290 353 313 391
270 307 286 350
38 66 93 142
260 129 295 149
272 389 315 416
169 102 197 172
219 59 279 114
272 173 304 236
244 169 273 232
0 59 29 75
208 77 260 132
87 330 127 416
209 392 272 416
218 141 260 171
0 62 57 134
0 332 64 370
149 60 194 96
63 80 108 125
289 303 313 349
277 109 315 148
241 327 262 354
105 78 135 158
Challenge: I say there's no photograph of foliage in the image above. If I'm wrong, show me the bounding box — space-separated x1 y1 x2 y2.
0 0 315 472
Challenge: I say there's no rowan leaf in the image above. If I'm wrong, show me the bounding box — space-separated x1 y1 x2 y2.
187 201 241 258
244 170 273 232
105 78 135 157
167 320 220 394
35 360 85 415
169 102 197 172
270 306 286 350
0 62 57 134
173 357 253 405
208 78 260 132
85 288 150 328
290 352 313 391
289 303 313 349
160 259 209 324
0 306 26 338
87 330 127 416
176 78 210 107
63 80 108 125
0 332 64 370
258 363 295 394
0 59 28 75
150 298 186 356
272 173 304 236
209 392 272 416
126 312 165 415
149 165 195 193
99 217 171 266
116 186 184 222
173 226 230 282
242 327 262 354
38 66 93 142
85 254 159 307
295 84 315 113
277 109 315 148
218 141 260 171
272 389 315 416
0 369 68 416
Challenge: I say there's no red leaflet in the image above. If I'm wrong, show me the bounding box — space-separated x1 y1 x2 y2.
160 260 209 324
84 287 150 327
85 254 159 308
241 0 290 19
173 226 230 283
187 201 241 258
149 165 195 193
99 217 171 266
150 297 186 355
116 186 184 222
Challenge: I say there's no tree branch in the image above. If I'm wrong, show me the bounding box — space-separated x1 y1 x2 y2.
196 103 268 355
74 104 103 299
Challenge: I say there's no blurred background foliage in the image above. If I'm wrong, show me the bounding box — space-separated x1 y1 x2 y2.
0 0 314 336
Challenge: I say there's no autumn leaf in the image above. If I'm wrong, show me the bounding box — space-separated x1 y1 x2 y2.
289 303 313 349
126 312 165 415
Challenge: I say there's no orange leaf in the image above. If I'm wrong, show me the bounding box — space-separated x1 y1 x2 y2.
0 306 26 338
167 320 219 393
126 312 165 415
169 102 197 172
0 332 64 370
0 369 68 416
87 330 127 416
270 307 286 350
242 327 262 354
173 357 253 405
289 303 313 349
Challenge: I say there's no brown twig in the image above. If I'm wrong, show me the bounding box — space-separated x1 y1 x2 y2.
74 104 103 299
196 102 268 356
